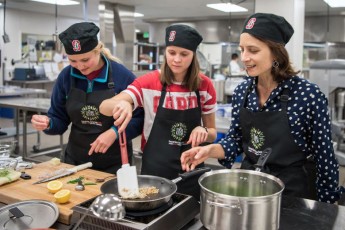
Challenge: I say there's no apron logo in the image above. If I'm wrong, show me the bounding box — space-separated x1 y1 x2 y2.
250 127 265 150
81 105 101 126
72 40 81 52
171 122 187 142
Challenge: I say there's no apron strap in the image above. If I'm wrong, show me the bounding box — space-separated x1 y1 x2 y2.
159 84 202 110
280 88 290 110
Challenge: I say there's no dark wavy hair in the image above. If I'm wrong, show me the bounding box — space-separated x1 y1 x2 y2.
159 52 201 91
255 36 300 82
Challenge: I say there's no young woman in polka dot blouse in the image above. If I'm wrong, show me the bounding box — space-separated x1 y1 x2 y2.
181 13 344 203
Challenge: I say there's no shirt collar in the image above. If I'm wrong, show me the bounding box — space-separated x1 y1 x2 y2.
70 53 109 83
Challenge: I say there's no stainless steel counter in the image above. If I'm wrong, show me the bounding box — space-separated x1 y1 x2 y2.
0 86 47 97
185 195 345 230
0 98 63 159
47 194 345 230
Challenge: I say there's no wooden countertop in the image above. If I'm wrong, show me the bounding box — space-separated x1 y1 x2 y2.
0 161 114 225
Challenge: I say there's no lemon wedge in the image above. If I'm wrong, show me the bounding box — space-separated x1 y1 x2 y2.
47 180 63 194
49 157 61 166
54 189 71 204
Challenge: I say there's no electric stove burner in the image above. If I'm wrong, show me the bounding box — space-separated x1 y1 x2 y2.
72 193 200 230
126 199 173 218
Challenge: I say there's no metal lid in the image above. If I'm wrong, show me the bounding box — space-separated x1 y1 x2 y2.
0 200 59 230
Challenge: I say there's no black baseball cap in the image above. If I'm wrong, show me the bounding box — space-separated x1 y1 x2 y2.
59 22 99 55
165 24 203 52
241 13 294 45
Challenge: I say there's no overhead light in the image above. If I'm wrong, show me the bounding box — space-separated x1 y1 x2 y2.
134 12 144 17
30 0 80 5
323 0 345 7
135 29 141 33
207 3 248 13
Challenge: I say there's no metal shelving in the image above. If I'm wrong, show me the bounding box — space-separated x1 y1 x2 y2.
134 42 160 71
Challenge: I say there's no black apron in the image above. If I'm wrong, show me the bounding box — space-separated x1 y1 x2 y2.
65 65 132 174
239 83 316 200
141 84 204 200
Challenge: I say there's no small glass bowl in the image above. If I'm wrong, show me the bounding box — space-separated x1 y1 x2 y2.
0 141 17 158
0 158 18 170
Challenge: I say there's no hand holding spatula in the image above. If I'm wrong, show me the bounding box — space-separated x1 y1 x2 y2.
117 130 140 198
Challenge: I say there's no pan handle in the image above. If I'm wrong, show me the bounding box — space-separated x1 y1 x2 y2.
172 167 211 183
254 148 272 172
119 131 128 165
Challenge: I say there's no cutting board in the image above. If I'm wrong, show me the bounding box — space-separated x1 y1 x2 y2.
0 161 115 225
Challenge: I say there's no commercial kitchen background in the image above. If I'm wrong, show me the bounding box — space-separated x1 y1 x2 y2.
0 0 345 177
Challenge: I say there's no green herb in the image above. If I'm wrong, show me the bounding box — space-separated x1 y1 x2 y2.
67 176 84 184
84 182 97 185
0 169 10 177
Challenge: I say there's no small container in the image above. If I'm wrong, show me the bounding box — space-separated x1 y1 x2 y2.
0 141 16 158
0 145 11 158
0 158 18 170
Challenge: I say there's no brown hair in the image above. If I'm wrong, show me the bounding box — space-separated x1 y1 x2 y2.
255 36 300 82
159 52 201 91
94 41 122 63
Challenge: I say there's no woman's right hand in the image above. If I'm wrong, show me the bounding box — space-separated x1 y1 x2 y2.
31 114 50 131
181 145 211 171
181 144 225 171
112 100 133 133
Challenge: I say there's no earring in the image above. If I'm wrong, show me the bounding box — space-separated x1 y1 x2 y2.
272 60 279 68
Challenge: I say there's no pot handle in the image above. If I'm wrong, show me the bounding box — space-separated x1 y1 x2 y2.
206 199 243 215
171 167 211 183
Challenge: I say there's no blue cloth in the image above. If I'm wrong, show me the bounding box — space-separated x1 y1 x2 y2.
44 56 144 141
218 76 344 203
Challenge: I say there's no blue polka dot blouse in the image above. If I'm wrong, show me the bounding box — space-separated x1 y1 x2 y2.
218 76 344 203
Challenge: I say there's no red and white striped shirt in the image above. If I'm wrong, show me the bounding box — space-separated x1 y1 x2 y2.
124 70 217 148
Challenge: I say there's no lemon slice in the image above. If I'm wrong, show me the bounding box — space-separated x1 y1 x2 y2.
54 189 71 204
49 157 61 166
47 180 63 194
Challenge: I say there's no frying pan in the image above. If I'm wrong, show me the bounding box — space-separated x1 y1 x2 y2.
100 167 211 211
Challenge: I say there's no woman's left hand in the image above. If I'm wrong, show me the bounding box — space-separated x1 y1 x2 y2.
186 126 208 148
88 129 116 155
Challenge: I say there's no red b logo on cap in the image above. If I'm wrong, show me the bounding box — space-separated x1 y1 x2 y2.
169 31 176 42
72 40 81 52
246 18 256 29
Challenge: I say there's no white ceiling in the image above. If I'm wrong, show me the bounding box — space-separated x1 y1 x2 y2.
4 0 345 32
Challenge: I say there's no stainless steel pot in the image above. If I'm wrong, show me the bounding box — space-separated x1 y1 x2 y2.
199 169 284 230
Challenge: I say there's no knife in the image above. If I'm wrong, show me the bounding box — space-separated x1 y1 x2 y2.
33 162 93 184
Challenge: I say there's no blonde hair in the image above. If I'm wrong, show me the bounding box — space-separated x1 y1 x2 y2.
160 52 201 91
94 41 122 63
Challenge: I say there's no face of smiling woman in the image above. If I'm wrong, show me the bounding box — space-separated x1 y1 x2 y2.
239 33 274 79
68 50 102 76
165 46 194 81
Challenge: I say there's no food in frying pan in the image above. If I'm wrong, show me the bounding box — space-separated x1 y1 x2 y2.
121 186 159 199
139 186 159 197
